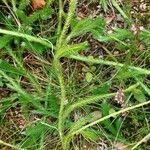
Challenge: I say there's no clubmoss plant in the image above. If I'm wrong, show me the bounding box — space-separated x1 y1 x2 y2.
0 0 150 149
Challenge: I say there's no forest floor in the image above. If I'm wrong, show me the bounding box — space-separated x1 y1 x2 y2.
0 0 150 150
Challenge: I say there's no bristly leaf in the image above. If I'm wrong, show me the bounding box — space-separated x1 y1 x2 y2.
91 82 111 95
0 60 24 75
56 42 88 58
67 17 105 41
93 28 133 43
0 70 44 109
18 0 30 10
116 66 145 80
21 122 50 149
16 9 28 24
0 35 13 49
140 30 150 40
17 7 53 26
17 0 53 26
48 95 59 117
26 7 53 24
133 89 146 103
81 129 100 141
0 94 18 115
69 114 93 133
101 101 117 135
137 80 150 96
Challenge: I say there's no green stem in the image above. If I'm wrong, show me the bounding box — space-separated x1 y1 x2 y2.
0 28 55 49
11 0 17 12
63 135 72 150
56 0 63 38
57 0 77 48
53 58 66 146
69 55 150 75
55 1 77 149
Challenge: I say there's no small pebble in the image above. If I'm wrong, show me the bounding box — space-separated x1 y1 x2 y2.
114 51 119 55
139 3 147 11
139 26 144 31
107 30 113 34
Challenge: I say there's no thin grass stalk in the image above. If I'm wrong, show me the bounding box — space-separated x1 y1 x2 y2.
6 47 43 94
131 132 150 150
0 140 25 150
112 0 129 21
39 75 52 150
2 0 21 28
73 100 150 134
63 99 150 149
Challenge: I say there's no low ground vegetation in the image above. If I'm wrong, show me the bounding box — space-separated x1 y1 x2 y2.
0 0 150 149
